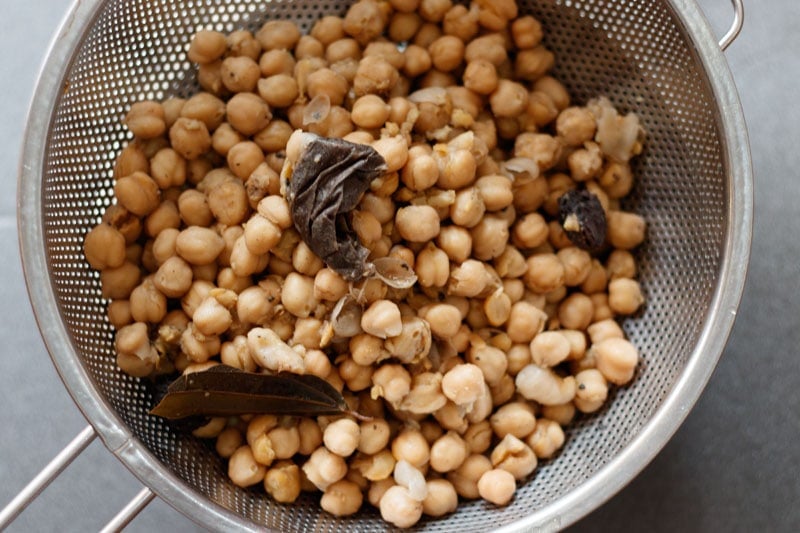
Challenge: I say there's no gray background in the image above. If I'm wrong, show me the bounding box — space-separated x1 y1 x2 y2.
0 0 797 531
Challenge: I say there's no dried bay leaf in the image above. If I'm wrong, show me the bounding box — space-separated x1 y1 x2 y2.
150 365 352 420
284 132 387 282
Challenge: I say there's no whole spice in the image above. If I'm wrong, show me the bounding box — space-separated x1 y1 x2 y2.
284 132 387 281
558 189 607 251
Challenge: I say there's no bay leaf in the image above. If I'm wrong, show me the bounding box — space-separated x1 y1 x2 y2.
150 365 351 420
285 133 387 282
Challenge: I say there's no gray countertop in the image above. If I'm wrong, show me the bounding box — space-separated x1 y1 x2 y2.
1 1 797 531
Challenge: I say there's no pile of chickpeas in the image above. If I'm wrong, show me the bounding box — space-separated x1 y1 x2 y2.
83 0 647 527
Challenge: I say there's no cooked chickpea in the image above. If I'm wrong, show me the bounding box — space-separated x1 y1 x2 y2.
264 461 302 504
114 172 160 217
477 469 516 506
511 16 543 49
423 303 462 339
226 93 272 136
515 45 555 81
422 479 458 517
442 4 479 41
558 246 593 286
391 428 430 468
351 94 390 129
447 454 491 499
358 419 391 455
84 223 127 270
526 418 566 459
427 35 464 72
361 300 403 339
380 485 423 528
608 278 644 315
188 30 227 64
490 80 529 119
513 213 549 249
169 117 211 160
227 141 264 180
592 337 639 385
557 293 594 331
429 432 468 473
607 211 646 249
125 101 165 139
228 445 266 487
303 447 348 491
321 479 363 517
220 56 260 93
395 205 440 242
470 215 509 261
256 20 301 51
281 272 318 318
574 368 608 413
506 301 547 344
323 419 361 457
414 244 449 288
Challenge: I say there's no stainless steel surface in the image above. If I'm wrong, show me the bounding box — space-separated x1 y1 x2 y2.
15 0 752 531
719 0 744 50
0 425 96 529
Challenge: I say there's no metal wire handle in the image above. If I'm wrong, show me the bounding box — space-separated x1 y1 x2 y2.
719 0 744 50
0 425 154 531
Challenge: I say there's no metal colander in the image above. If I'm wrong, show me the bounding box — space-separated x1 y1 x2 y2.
13 0 751 531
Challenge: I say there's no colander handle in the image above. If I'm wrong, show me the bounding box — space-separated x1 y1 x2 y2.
0 425 154 531
719 0 744 50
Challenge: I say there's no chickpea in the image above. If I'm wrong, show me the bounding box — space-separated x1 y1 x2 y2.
226 30 261 61
281 272 318 318
220 56 260 93
592 337 639 385
422 479 458 517
360 300 403 339
436 226 471 263
470 215 509 261
153 256 193 298
227 141 264 180
511 16 543 49
343 0 387 45
180 93 226 131
354 56 399 97
351 94 390 129
447 453 491 499
303 447 348 491
259 49 296 77
541 403 575 427
84 223 126 270
558 246 593 287
114 172 160 217
490 402 537 440
441 363 484 406
391 428 430 468
323 418 361 458
215 427 243 459
197 60 225 96
506 301 547 343
297 418 323 456
220 335 257 372
515 46 555 81
125 101 166 139
321 479 363 517
423 303 462 339
477 469 516 506
188 30 227 64
256 20 301 51
558 293 594 331
608 278 644 315
429 432 468 473
513 213 549 249
427 35 464 72
114 322 157 377
114 142 149 179
228 445 266 487
395 205 440 243
490 434 537 481
264 461 302 504
380 486 423 528
516 364 576 405
306 68 349 106
490 80 529 119
526 418 566 459
606 249 637 280
358 419 391 455
169 118 211 160
225 93 271 137
573 368 608 413
442 4 479 41
372 135 409 173
294 35 324 59
599 161 634 198
607 210 646 249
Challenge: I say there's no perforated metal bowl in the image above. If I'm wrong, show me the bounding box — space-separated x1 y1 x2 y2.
16 0 751 531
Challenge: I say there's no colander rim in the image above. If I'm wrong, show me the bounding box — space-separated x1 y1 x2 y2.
16 0 752 531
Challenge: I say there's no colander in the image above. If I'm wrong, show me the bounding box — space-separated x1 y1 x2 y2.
8 0 752 530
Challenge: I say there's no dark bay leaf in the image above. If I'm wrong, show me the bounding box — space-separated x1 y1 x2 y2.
150 365 351 420
286 133 387 282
